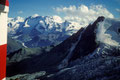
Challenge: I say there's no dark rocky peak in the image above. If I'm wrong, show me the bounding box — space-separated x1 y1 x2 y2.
50 16 106 69
69 16 105 61
45 16 106 69
95 16 105 23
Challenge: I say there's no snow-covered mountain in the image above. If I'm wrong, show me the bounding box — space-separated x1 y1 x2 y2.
8 17 24 34
8 15 83 47
7 16 120 80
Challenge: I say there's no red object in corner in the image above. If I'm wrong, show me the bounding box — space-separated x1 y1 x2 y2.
0 0 9 6
0 44 7 80
0 0 9 79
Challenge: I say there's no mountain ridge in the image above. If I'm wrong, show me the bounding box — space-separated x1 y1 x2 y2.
8 15 83 47
7 16 120 80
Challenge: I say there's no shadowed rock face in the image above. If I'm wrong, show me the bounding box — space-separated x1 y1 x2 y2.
70 16 105 61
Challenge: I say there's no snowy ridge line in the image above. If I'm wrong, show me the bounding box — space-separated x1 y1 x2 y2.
8 15 82 36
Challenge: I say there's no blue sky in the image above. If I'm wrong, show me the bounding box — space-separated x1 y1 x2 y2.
9 0 120 18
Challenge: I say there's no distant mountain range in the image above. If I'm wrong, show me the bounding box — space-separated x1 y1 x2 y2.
7 16 120 80
8 15 84 47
